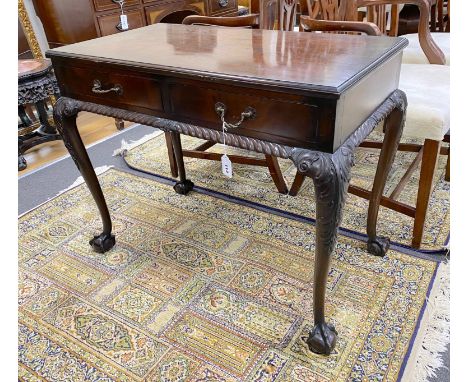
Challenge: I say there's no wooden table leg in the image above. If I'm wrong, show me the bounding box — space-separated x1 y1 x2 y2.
164 131 179 178
291 148 355 355
366 106 405 256
171 131 194 195
53 97 115 253
289 90 407 355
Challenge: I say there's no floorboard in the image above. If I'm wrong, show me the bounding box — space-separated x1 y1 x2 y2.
19 112 133 175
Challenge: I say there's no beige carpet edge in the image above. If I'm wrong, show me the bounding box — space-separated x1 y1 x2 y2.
401 260 450 381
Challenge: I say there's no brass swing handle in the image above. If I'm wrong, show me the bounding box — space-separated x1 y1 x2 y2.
92 80 123 95
215 102 256 129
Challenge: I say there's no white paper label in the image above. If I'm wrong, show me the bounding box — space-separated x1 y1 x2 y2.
221 154 232 178
120 14 129 30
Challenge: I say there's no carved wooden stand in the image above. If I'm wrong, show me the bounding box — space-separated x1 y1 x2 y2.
18 59 61 171
53 89 407 355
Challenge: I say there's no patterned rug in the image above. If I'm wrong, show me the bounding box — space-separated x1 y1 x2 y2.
122 132 450 251
19 169 443 381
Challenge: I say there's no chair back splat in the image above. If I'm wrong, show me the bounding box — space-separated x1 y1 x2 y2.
260 0 298 30
304 0 445 64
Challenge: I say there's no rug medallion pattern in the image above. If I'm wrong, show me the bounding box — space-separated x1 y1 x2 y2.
124 133 450 250
19 169 438 381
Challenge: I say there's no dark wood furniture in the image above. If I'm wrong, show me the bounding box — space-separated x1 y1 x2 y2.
18 59 61 171
47 23 407 355
33 0 239 48
295 0 448 249
163 0 298 194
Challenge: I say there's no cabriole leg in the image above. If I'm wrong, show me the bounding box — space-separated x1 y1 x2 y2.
291 149 354 355
53 97 115 253
366 107 405 256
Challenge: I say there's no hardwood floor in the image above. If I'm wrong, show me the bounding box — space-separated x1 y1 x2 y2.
19 112 133 175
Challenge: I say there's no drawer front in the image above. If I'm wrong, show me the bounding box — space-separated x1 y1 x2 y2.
207 0 237 15
53 64 163 115
97 9 145 36
167 81 333 149
93 0 140 12
144 2 205 24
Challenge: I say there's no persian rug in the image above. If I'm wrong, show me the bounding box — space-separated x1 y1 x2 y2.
19 169 445 381
122 132 450 252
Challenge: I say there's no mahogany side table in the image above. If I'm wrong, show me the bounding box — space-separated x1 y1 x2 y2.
47 24 408 355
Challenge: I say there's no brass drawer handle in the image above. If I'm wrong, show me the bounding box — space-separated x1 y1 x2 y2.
92 80 123 95
218 0 229 7
215 102 256 129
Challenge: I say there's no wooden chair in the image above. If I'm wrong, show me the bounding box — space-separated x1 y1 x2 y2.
291 0 449 249
401 0 449 65
163 0 298 194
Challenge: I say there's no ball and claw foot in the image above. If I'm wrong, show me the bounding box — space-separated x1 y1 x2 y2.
306 322 337 355
18 155 27 171
173 179 194 195
89 233 116 253
367 236 390 257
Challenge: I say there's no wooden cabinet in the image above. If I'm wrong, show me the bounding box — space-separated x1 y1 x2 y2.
33 0 239 46
92 0 140 12
33 0 98 47
96 8 145 36
92 0 239 36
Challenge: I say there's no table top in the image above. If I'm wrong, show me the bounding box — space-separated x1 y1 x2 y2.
18 59 52 80
47 23 407 94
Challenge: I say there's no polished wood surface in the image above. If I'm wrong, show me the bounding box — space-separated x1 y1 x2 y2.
48 23 405 152
18 59 52 77
49 23 405 93
33 0 238 48
33 0 98 47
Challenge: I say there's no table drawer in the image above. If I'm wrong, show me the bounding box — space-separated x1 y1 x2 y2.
207 0 237 15
54 64 163 115
96 9 145 36
93 0 140 12
167 81 330 149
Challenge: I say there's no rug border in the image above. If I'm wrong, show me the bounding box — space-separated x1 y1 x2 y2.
397 261 443 381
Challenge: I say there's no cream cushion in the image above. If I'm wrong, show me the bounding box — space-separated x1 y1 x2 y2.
398 63 450 141
401 32 450 65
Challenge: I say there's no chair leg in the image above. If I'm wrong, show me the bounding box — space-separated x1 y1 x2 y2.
164 131 178 178
265 155 288 194
289 172 306 196
412 139 441 248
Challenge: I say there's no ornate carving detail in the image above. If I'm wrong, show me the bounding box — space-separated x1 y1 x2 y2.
18 72 59 105
306 322 337 355
287 89 407 354
55 97 293 159
53 97 82 169
89 233 116 253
